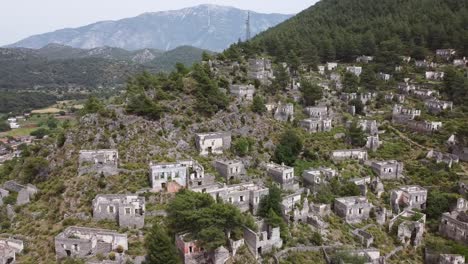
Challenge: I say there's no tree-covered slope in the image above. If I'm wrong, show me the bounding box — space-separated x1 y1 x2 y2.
240 0 468 62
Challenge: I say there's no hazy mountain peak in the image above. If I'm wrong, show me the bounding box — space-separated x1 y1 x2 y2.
7 5 292 52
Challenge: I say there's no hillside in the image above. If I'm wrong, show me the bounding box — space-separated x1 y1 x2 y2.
238 0 468 62
0 45 208 90
7 4 292 52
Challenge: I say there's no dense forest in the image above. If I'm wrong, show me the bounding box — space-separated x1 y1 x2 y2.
0 92 58 113
229 0 468 64
0 46 207 90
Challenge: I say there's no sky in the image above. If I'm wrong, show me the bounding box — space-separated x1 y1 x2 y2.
0 0 318 46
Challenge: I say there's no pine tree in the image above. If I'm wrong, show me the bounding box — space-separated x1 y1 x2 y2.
144 225 181 264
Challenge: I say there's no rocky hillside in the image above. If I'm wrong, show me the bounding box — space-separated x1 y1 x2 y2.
7 4 292 52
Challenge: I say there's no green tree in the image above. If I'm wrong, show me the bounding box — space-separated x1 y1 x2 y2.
30 128 50 139
144 225 181 264
272 65 290 93
349 99 364 116
258 185 282 217
20 157 50 183
202 51 212 61
251 96 267 114
47 117 58 129
359 68 378 91
301 80 323 106
266 209 290 242
425 191 459 220
346 121 366 147
0 121 10 132
443 67 468 105
192 64 229 116
82 96 104 115
166 190 247 250
274 129 303 166
126 94 167 120
232 137 253 157
343 72 359 93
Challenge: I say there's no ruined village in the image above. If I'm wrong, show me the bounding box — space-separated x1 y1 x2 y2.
0 45 468 264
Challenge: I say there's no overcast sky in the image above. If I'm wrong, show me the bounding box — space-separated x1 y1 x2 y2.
0 0 318 46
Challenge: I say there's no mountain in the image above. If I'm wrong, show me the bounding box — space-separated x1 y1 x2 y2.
0 45 208 90
7 4 292 52
238 0 468 63
28 43 164 63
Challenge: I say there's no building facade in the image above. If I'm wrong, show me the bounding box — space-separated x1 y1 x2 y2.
92 194 145 228
195 132 232 156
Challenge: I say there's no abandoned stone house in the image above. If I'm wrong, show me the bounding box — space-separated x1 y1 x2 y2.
274 102 294 122
356 55 374 64
392 104 421 121
366 135 381 152
425 99 453 114
349 176 371 196
352 228 374 248
334 196 372 224
340 92 358 102
385 93 405 103
175 233 229 264
358 120 379 135
401 56 412 63
398 82 417 93
427 150 459 168
436 49 456 59
300 118 332 133
369 160 404 180
302 167 338 191
439 198 468 244
388 210 426 247
308 203 331 229
54 226 128 259
78 149 119 176
229 84 255 101
266 162 298 190
371 178 385 198
378 72 391 81
244 219 283 259
412 88 439 99
92 194 145 229
326 62 338 71
438 254 466 264
415 60 429 68
318 65 326 75
410 120 443 133
346 66 363 77
304 106 331 118
248 58 273 84
280 189 309 223
214 160 246 182
331 149 368 161
360 92 376 105
199 182 269 214
330 72 341 82
195 132 232 156
0 238 23 264
149 160 205 192
454 58 468 67
390 186 428 214
426 71 445 80
2 181 38 205
447 135 468 162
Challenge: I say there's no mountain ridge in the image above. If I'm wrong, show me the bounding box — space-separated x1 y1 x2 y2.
0 45 209 90
7 4 292 52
